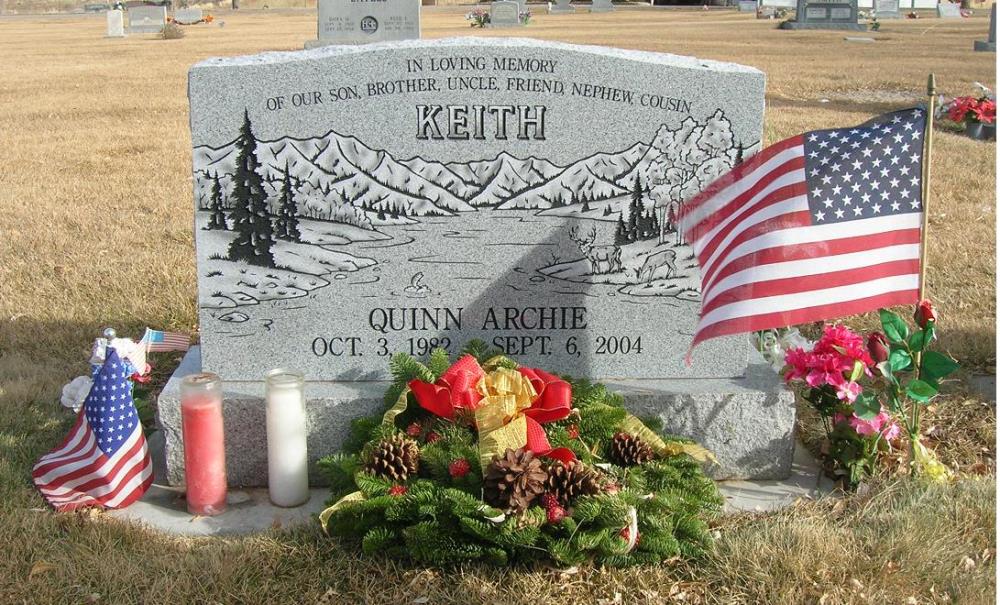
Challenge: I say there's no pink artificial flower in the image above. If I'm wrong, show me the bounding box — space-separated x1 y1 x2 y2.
880 419 902 441
783 323 874 393
836 381 862 403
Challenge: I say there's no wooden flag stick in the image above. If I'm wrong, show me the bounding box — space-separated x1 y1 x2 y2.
918 73 936 301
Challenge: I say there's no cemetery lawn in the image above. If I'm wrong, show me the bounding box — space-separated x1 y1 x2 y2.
0 6 994 603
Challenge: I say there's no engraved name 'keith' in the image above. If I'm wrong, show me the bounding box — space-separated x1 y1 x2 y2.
417 104 546 140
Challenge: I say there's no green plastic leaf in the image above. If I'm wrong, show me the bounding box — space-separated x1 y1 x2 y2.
908 327 934 353
906 379 938 404
889 348 913 372
853 392 881 420
922 351 959 380
879 309 909 344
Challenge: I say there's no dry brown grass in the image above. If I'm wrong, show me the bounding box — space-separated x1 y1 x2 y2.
0 8 994 604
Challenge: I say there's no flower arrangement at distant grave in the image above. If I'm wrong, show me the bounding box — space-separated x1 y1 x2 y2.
766 301 959 488
938 83 996 140
465 8 490 27
519 8 532 24
316 342 722 567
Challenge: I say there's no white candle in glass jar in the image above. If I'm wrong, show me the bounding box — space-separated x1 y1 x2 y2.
265 369 310 507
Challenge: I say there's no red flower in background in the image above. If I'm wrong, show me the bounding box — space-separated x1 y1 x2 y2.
974 99 996 124
948 96 977 123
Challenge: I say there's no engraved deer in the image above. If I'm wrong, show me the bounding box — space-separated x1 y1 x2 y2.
635 249 677 283
569 225 622 275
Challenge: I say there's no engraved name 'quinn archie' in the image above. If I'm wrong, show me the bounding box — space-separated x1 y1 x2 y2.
416 104 546 140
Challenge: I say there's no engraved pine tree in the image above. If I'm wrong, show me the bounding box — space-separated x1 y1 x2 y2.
227 110 275 267
206 172 228 230
274 161 301 242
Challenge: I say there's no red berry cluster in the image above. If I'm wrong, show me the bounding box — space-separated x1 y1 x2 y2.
448 458 471 478
405 422 442 444
388 485 408 496
540 493 566 524
566 424 580 439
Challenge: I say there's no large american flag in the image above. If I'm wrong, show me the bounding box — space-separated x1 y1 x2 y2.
679 108 925 350
32 348 152 511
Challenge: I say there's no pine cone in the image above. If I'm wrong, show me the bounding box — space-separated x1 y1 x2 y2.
365 435 420 481
545 460 602 507
610 432 654 467
483 448 547 512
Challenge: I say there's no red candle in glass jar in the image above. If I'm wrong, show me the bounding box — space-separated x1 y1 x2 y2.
180 373 227 515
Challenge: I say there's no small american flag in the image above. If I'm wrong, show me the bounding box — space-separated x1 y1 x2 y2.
32 348 152 511
679 108 926 350
142 328 190 353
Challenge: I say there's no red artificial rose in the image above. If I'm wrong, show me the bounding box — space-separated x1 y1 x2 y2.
914 299 938 328
425 431 442 444
405 422 422 438
866 332 890 364
407 355 485 420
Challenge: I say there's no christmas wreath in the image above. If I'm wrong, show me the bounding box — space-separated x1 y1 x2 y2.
317 342 722 567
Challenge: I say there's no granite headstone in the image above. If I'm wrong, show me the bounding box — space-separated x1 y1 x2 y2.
780 0 865 29
937 2 961 17
974 3 996 51
739 0 758 11
106 8 125 37
306 0 420 48
127 5 166 33
590 0 614 12
549 0 574 13
174 7 203 23
489 0 522 26
169 38 794 487
873 0 900 18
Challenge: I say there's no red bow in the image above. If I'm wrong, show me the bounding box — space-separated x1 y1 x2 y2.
517 367 576 464
407 355 484 420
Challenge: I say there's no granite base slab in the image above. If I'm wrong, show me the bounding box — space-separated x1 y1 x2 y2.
779 21 867 29
107 433 826 536
974 40 996 51
157 347 796 487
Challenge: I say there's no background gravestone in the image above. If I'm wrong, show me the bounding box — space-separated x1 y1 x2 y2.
174 7 203 23
127 5 166 33
489 0 522 26
739 1 758 11
305 0 420 48
873 0 900 18
106 8 125 37
937 2 961 17
167 37 794 488
780 0 865 29
974 3 995 51
549 0 574 13
590 0 614 12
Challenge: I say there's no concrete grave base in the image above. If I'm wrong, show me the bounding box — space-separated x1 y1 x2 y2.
779 20 867 29
157 347 796 488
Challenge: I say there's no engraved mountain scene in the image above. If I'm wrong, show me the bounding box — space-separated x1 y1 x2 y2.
193 109 749 317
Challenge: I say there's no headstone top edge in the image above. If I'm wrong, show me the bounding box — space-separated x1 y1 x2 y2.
189 36 764 76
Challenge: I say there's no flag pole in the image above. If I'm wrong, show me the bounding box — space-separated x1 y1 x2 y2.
918 73 936 302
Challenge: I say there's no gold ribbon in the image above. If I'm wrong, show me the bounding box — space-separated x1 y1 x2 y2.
319 490 365 534
619 415 717 464
474 367 537 470
382 386 412 427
